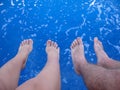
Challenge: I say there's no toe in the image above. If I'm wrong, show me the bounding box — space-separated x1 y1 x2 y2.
98 40 102 45
72 40 76 48
97 39 103 49
71 45 73 49
51 41 54 46
54 42 58 48
57 47 60 53
71 40 76 49
53 42 56 47
70 43 73 49
56 43 58 48
94 37 99 45
74 39 78 46
21 41 24 46
28 39 33 45
26 40 29 44
47 40 51 46
28 39 30 44
24 40 28 44
23 40 26 45
77 37 82 45
77 37 80 44
94 37 98 42
73 39 78 47
94 37 103 47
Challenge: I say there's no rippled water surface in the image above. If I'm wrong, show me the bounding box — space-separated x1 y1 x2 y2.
0 0 120 90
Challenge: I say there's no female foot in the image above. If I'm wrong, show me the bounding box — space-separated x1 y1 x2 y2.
18 39 33 68
46 40 60 62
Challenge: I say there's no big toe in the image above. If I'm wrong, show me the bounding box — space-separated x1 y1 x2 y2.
94 37 98 42
47 40 52 47
94 37 103 49
77 37 83 45
28 39 33 45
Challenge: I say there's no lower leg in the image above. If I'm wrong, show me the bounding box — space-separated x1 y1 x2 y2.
71 37 120 90
78 63 120 90
94 37 120 69
16 40 60 90
34 58 60 90
34 40 60 90
0 39 33 90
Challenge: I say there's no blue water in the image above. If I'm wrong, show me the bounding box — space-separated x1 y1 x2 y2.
0 0 120 90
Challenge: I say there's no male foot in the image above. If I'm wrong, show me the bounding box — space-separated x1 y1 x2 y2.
18 39 33 68
46 40 60 62
94 37 110 67
71 37 87 75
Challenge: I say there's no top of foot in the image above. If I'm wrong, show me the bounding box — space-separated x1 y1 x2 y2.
18 39 33 69
71 37 85 61
71 37 87 75
94 37 104 52
94 37 108 58
18 39 33 55
94 37 109 65
46 40 60 61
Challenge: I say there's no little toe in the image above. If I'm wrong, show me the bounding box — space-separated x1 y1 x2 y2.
71 39 77 49
72 41 75 49
73 40 77 47
70 44 73 49
71 42 74 49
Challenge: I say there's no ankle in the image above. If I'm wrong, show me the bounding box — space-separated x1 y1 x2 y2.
17 51 29 58
47 54 59 60
15 53 28 66
47 58 59 63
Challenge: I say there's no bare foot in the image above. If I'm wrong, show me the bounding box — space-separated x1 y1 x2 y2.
18 39 33 68
94 37 110 66
71 37 87 75
46 40 60 62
